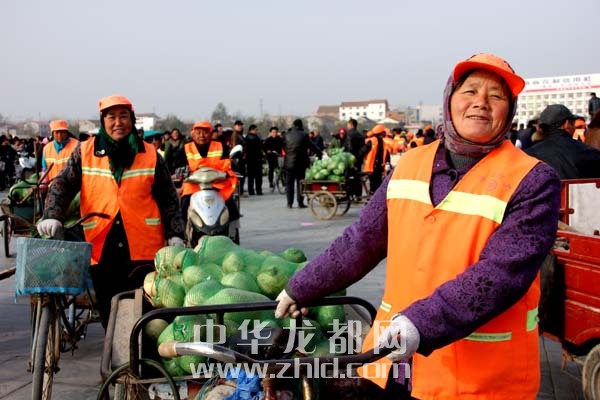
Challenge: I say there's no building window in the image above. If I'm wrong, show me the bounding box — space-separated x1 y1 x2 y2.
363 112 366 116
379 112 383 116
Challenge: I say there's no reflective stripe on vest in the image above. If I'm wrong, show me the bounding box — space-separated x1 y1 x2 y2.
80 139 165 265
43 138 78 181
358 140 542 399
387 179 508 224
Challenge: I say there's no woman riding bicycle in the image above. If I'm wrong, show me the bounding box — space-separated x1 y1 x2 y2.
37 95 185 328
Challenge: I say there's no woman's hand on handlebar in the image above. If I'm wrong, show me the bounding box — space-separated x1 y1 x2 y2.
274 289 308 319
37 219 64 239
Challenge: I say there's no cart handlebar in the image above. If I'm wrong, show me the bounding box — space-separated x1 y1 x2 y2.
157 339 396 370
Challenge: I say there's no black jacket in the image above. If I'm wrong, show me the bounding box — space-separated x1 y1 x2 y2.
526 129 600 179
283 128 311 170
346 128 365 162
244 133 263 166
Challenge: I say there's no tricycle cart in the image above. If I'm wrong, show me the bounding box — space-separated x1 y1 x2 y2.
99 291 387 399
0 171 47 257
540 178 600 399
301 180 351 220
301 170 372 221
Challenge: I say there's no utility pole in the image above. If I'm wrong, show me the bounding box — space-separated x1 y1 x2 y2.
259 98 263 119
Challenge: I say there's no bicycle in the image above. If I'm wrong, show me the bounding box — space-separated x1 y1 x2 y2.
15 213 108 400
268 155 286 194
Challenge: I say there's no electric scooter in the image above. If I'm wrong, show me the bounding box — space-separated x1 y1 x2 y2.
185 145 243 247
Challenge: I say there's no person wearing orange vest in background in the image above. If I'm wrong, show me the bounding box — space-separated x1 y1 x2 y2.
393 129 408 153
382 129 399 154
276 54 561 399
361 124 391 194
42 120 79 182
174 120 239 225
37 95 185 328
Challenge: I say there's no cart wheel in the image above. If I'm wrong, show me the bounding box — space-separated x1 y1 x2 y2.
583 343 600 399
336 198 351 216
309 191 338 220
2 216 11 257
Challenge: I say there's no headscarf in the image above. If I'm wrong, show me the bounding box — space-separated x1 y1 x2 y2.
440 74 518 157
97 126 140 183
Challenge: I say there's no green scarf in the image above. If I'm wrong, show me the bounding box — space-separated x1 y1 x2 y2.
98 127 140 183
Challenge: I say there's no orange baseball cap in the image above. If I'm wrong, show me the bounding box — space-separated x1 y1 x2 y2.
98 95 134 112
452 53 525 98
49 120 68 132
192 121 213 131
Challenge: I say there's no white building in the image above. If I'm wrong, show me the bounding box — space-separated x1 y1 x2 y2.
135 113 160 131
515 73 600 125
339 99 388 121
415 104 442 125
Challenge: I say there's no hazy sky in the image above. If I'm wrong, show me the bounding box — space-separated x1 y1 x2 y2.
2 0 600 122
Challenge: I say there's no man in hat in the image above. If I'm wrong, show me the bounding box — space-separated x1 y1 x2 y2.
42 120 79 182
526 104 600 178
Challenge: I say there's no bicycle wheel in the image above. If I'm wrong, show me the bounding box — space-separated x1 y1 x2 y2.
32 302 59 400
276 169 286 194
309 191 338 220
1 216 10 257
336 198 351 216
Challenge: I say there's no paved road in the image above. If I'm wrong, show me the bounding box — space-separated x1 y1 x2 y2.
0 189 584 399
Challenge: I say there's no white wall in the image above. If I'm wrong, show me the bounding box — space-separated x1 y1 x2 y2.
516 73 600 125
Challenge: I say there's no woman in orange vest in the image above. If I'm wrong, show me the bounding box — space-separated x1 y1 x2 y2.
362 124 390 194
37 95 185 327
172 120 239 224
42 120 79 182
276 54 561 399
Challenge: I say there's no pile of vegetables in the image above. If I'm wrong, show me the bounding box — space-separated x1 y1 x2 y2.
304 148 356 182
142 236 347 377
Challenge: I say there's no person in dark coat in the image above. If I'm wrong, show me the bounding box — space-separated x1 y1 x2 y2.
282 119 312 208
526 104 600 179
244 124 264 195
263 126 284 189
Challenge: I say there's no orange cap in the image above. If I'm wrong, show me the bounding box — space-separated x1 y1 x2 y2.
368 124 386 137
423 124 433 131
192 121 213 131
49 120 68 132
98 95 134 112
452 53 525 98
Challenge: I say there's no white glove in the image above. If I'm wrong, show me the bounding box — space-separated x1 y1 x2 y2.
167 237 185 247
377 314 420 362
37 219 64 239
274 289 308 319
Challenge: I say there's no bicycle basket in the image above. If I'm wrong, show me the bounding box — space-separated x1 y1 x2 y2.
15 237 92 296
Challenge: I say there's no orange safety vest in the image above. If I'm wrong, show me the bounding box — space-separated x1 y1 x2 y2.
363 136 389 173
43 138 79 181
359 140 541 399
393 136 407 153
382 137 398 155
181 141 238 201
80 139 165 265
